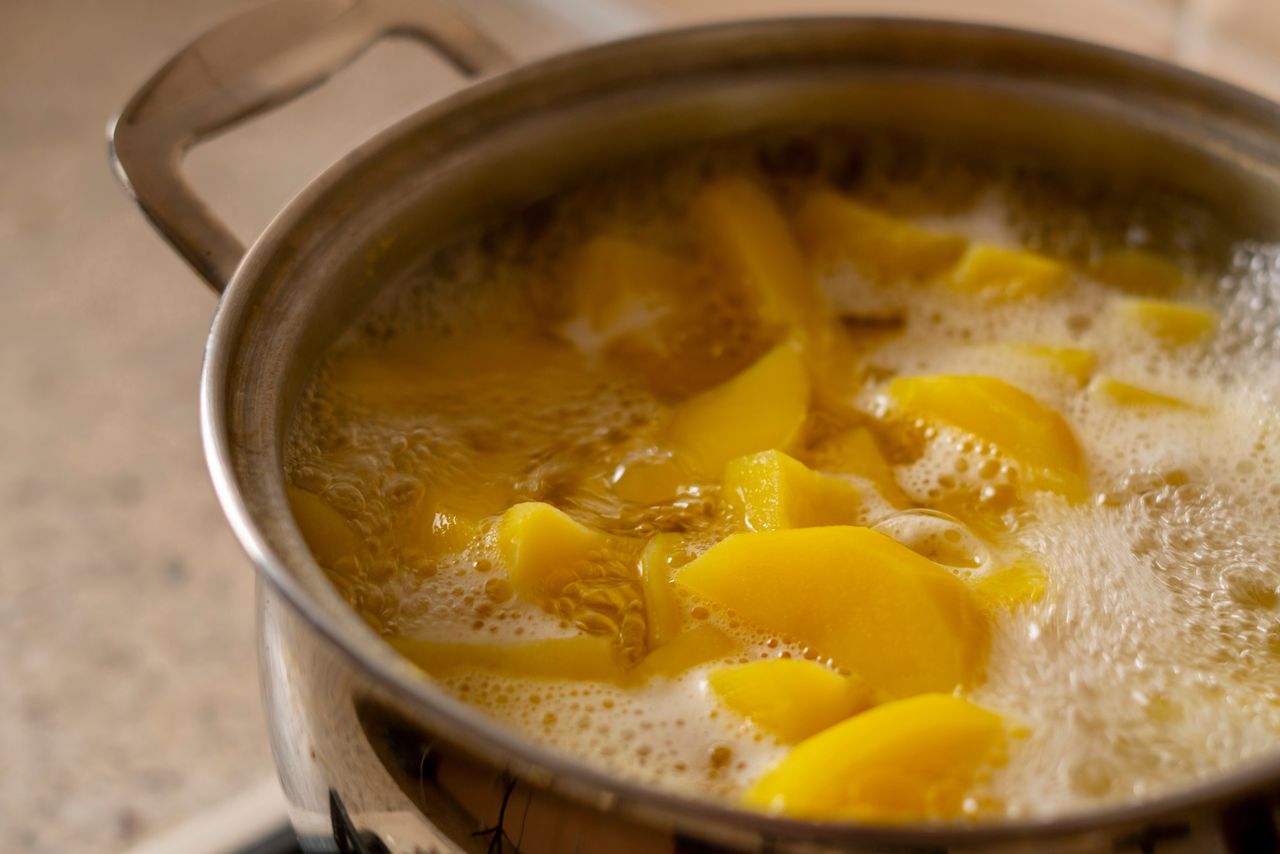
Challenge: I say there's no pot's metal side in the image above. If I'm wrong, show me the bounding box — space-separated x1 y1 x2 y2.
190 17 1280 854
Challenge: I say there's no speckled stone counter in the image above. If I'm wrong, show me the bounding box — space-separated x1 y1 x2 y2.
4 1 1279 852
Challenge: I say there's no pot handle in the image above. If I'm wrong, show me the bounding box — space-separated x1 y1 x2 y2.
108 0 510 294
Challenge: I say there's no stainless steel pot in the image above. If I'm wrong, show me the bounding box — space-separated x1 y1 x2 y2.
111 1 1280 850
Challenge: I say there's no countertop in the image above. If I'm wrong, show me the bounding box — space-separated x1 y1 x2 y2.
4 1 1279 851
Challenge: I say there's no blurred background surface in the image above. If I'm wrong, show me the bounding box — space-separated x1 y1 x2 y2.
4 0 1280 851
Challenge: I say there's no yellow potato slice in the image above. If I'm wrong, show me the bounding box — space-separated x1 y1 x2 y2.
393 624 732 685
1003 344 1097 386
1090 376 1202 411
743 693 1008 821
568 236 689 335
668 344 810 476
286 486 360 565
709 658 876 743
1091 248 1183 296
948 244 1069 302
628 624 735 682
807 426 910 507
496 502 613 602
391 634 622 682
640 533 689 647
610 454 690 505
675 527 988 698
691 177 824 329
1115 298 1218 347
723 450 861 531
973 558 1048 611
888 374 1087 501
795 188 967 282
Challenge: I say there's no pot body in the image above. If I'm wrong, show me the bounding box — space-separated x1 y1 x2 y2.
111 3 1280 851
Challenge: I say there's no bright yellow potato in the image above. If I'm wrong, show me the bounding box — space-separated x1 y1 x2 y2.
610 455 689 505
795 189 967 282
1004 344 1097 386
709 658 876 743
640 533 688 647
628 624 735 682
948 244 1069 302
723 450 861 531
391 633 621 681
973 558 1048 611
675 527 988 698
888 374 1087 501
497 502 613 602
287 486 360 565
1115 298 1218 347
744 693 1008 821
1091 248 1182 296
393 624 731 685
668 345 810 475
691 177 824 329
808 427 910 507
568 236 689 334
1090 376 1201 411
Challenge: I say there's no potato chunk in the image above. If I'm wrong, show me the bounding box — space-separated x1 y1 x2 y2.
808 427 910 507
287 486 360 565
743 693 1007 821
1090 376 1201 411
1115 298 1218 347
1091 248 1182 296
628 624 735 682
709 659 875 743
639 533 689 647
568 237 688 336
692 177 824 329
795 189 967 282
888 374 1087 500
723 450 861 531
496 502 612 602
675 527 988 698
948 245 1069 302
1003 344 1097 386
973 558 1048 611
668 345 810 475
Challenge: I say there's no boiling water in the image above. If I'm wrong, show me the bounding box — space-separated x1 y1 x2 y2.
285 135 1280 818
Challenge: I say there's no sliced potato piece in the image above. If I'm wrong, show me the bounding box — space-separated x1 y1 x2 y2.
568 236 689 334
723 449 861 531
628 624 735 682
496 502 612 603
1115 298 1217 347
1091 376 1202 411
948 244 1069 302
668 344 810 475
1003 344 1097 386
888 374 1087 501
640 533 689 647
391 634 621 682
973 557 1048 611
807 426 910 507
675 527 988 698
709 658 875 743
691 177 823 329
743 693 1008 821
610 454 689 505
795 189 967 282
1091 248 1182 296
287 486 360 565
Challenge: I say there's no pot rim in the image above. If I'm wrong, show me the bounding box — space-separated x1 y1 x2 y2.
202 15 1280 843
